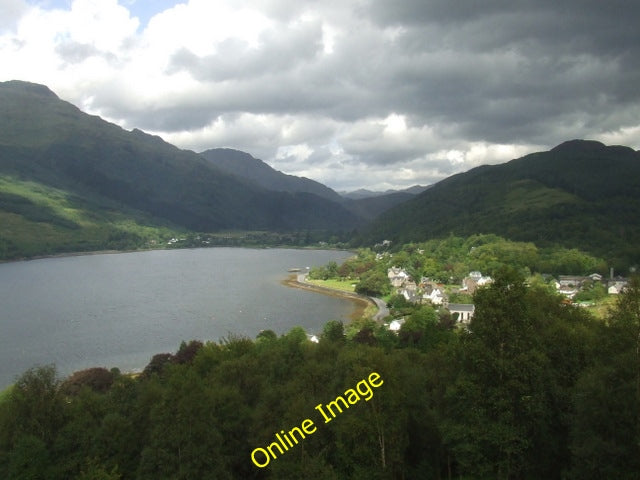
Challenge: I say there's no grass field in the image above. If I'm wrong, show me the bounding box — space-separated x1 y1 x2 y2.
306 278 358 293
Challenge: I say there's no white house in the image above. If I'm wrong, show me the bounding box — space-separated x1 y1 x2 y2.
388 318 406 333
461 272 493 294
448 303 475 324
388 267 411 288
423 287 445 305
558 275 587 287
608 281 628 295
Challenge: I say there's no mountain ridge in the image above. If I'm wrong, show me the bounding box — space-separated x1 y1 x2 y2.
0 80 363 259
359 140 640 267
340 185 430 200
199 148 426 219
199 148 344 203
3 80 640 267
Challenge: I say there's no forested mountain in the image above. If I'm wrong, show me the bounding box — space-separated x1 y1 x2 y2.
360 140 640 267
4 80 639 266
340 185 429 200
345 191 416 220
0 81 362 258
200 148 344 203
199 148 423 220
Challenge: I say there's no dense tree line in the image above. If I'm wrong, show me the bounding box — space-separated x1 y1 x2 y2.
1 272 638 479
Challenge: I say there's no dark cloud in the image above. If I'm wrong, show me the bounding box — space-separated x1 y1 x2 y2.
19 0 638 190
55 41 103 64
150 1 639 144
168 20 323 82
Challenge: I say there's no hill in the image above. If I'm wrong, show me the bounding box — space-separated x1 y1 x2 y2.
360 140 640 267
340 185 429 200
0 81 363 259
344 191 417 220
199 148 343 203
199 148 421 220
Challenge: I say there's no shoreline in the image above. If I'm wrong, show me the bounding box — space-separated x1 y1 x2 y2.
281 274 378 321
0 245 354 265
0 248 149 264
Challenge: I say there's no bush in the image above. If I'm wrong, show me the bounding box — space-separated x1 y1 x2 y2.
60 368 114 395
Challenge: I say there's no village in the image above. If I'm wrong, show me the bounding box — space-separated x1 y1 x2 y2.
384 266 630 331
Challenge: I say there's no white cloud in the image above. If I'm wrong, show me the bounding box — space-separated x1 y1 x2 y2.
464 143 541 168
0 0 29 31
161 112 285 156
144 1 272 57
595 124 640 148
64 0 138 52
275 144 313 163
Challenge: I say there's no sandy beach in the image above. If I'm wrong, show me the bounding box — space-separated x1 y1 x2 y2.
281 274 378 321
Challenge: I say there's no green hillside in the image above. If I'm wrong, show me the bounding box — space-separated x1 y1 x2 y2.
0 81 362 259
0 174 178 259
359 140 640 268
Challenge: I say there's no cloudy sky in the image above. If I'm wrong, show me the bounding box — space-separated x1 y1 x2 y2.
1 0 639 191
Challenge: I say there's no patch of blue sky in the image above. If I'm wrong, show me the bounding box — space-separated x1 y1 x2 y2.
26 0 184 30
121 0 184 29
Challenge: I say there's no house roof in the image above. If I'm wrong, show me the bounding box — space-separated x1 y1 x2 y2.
448 303 475 312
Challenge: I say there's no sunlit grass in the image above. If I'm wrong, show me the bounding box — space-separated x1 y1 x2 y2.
0 175 182 259
0 176 86 224
306 278 357 293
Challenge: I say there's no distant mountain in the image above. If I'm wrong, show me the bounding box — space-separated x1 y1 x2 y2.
360 140 640 267
200 148 424 220
344 192 416 220
199 148 343 203
341 185 429 200
0 81 362 259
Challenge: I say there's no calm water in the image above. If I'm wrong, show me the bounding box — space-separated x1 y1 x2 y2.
0 248 354 389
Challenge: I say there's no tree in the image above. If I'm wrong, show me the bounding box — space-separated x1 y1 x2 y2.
141 353 174 378
386 294 413 316
573 281 606 302
0 365 66 479
256 329 278 343
321 320 345 343
609 275 640 455
173 340 204 365
60 368 115 395
569 276 640 478
5 434 51 480
353 326 377 346
443 269 559 478
137 367 232 480
398 305 438 349
569 361 638 479
3 365 65 445
355 270 390 297
75 459 121 480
